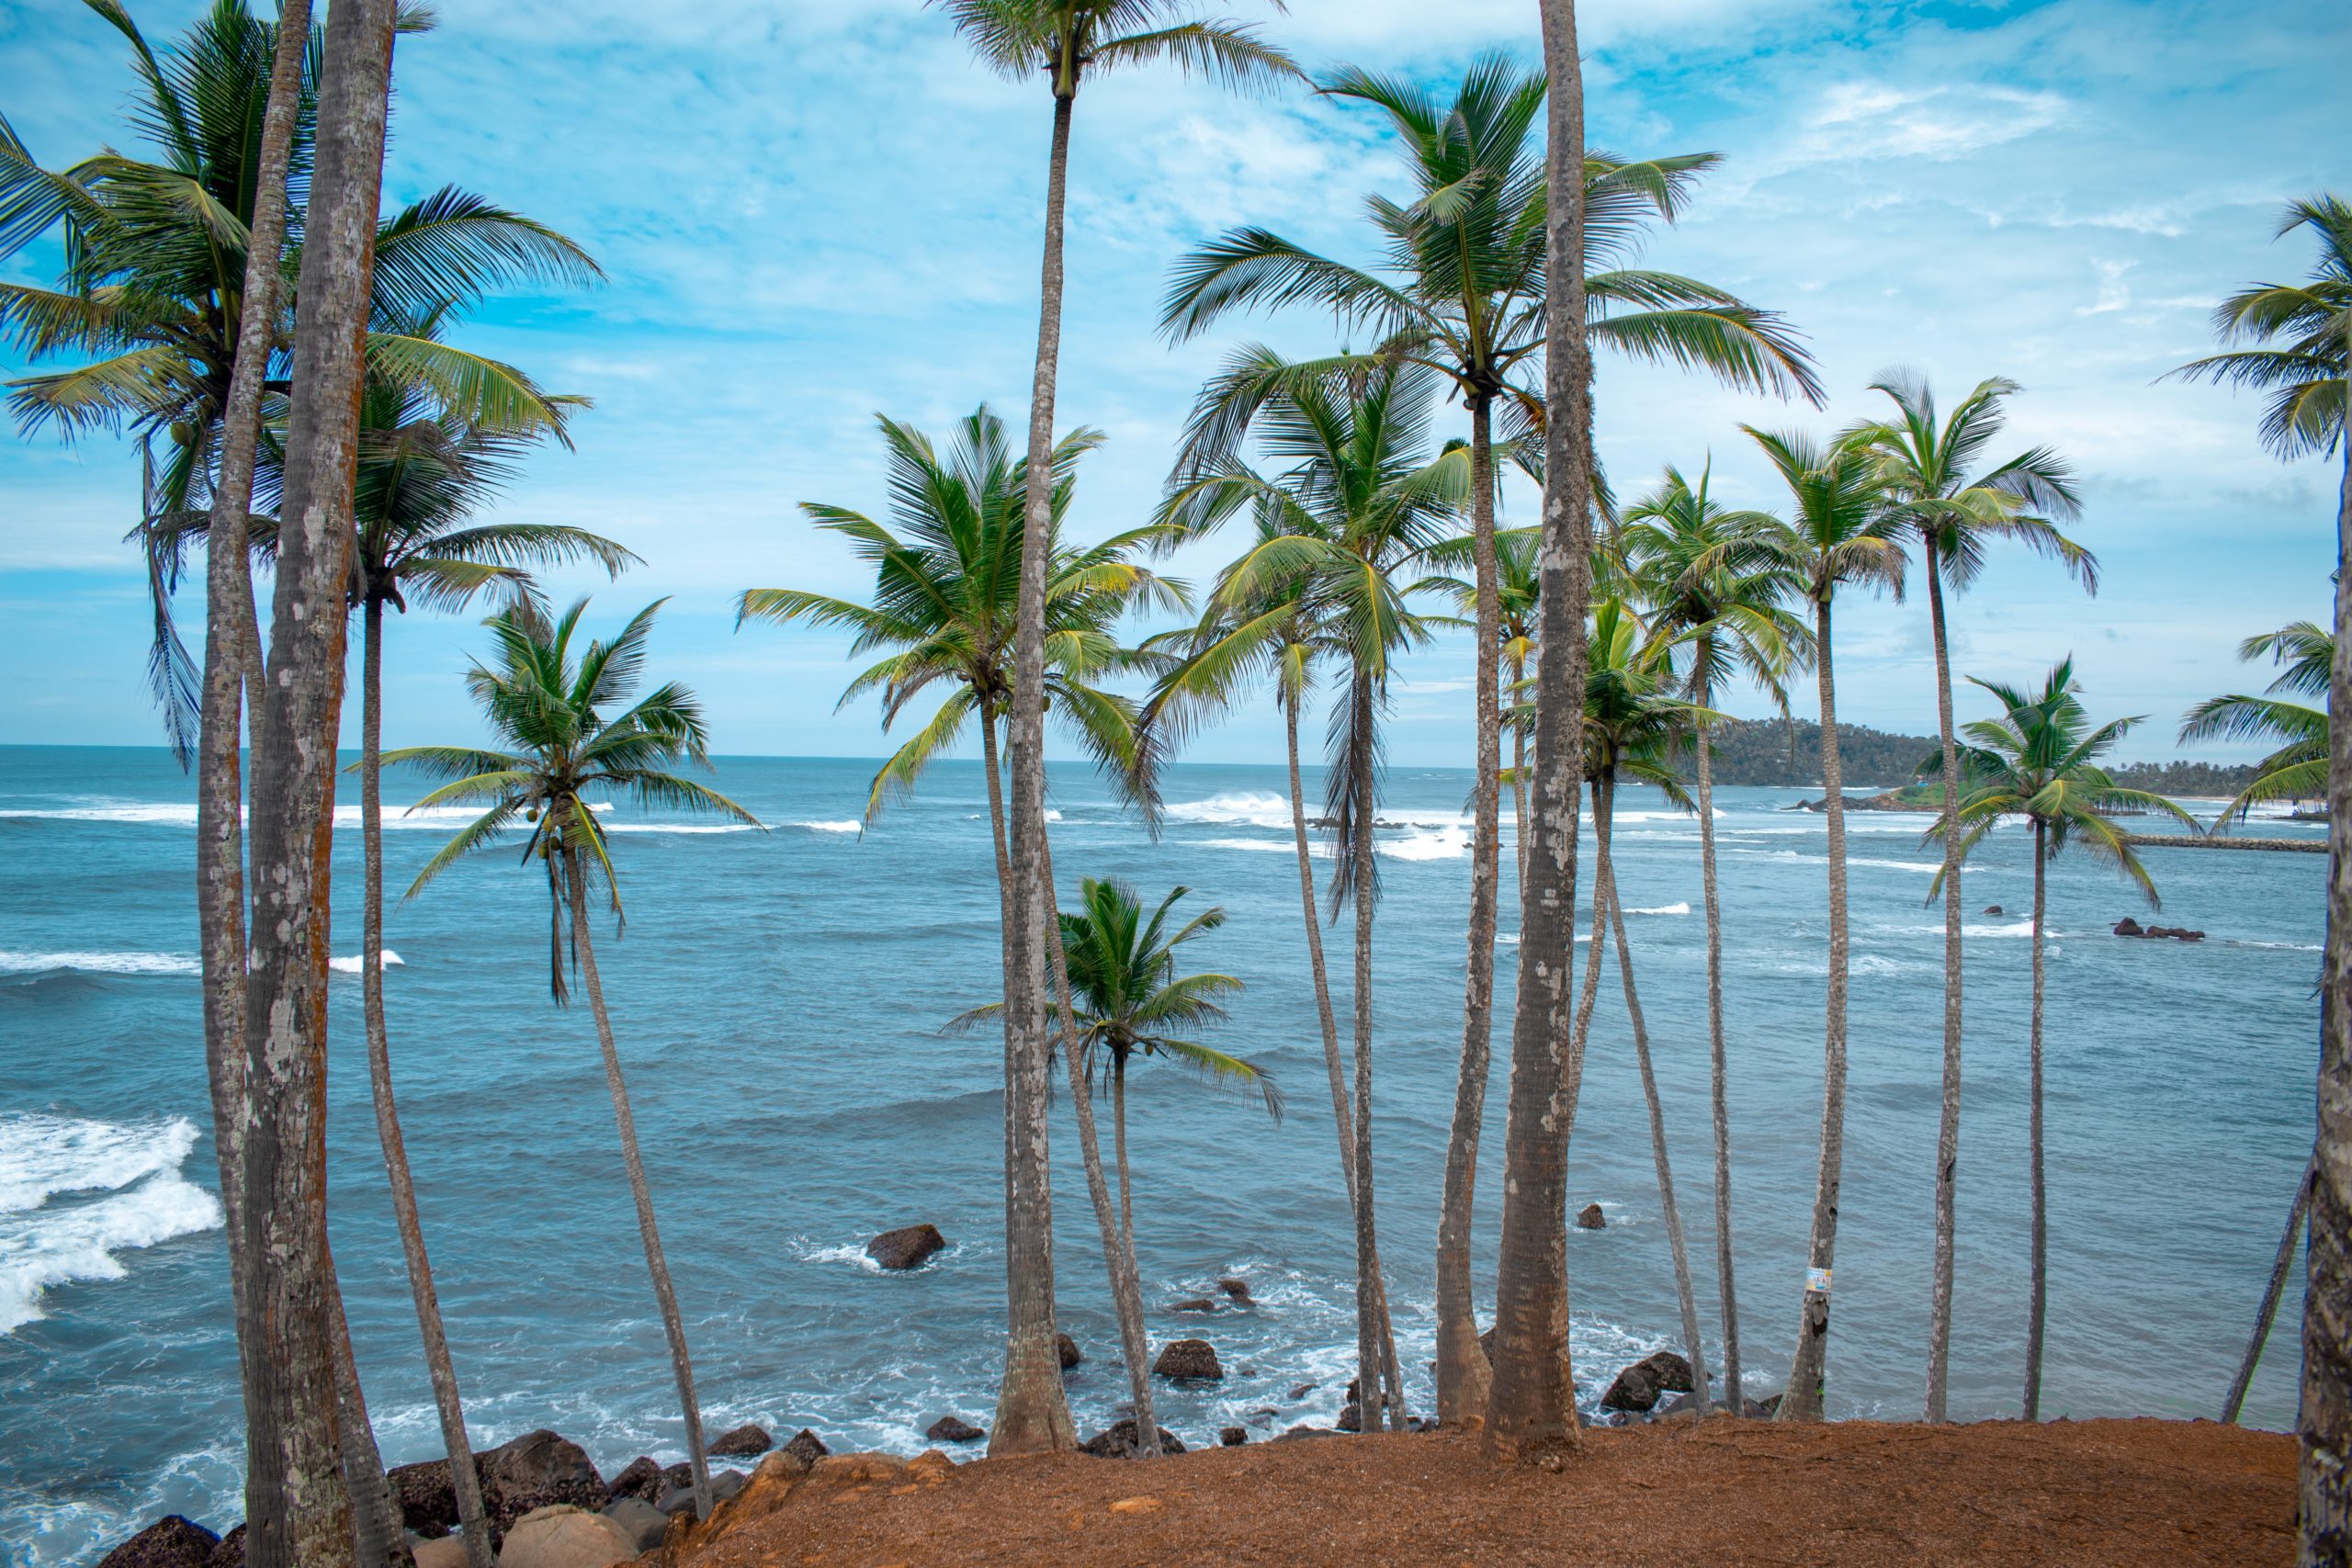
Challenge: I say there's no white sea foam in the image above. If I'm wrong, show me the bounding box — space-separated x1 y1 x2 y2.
787 1236 886 1273
1165 791 1295 829
1378 825 1468 861
1202 837 1328 858
327 951 405 975
0 950 200 978
1623 901 1691 917
1892 920 2039 940
791 819 863 834
0 1115 222 1333
2232 940 2324 953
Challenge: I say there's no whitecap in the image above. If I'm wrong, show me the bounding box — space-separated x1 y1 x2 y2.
327 951 405 975
787 1237 884 1273
1378 826 1469 862
791 820 862 834
1623 901 1691 917
0 950 200 978
0 1114 223 1333
1202 837 1326 857
1164 791 1294 829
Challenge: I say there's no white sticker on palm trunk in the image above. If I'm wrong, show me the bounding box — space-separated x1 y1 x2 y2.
1806 1267 1832 1294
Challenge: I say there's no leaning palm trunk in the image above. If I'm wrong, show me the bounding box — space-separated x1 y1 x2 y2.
1484 0 1595 1461
1346 671 1398 1435
2306 367 2352 1566
2225 1152 2314 1423
563 851 712 1517
1780 594 1850 1422
236 4 401 1562
1693 715 1742 1411
323 1260 408 1567
2023 820 2051 1420
1596 776 1712 1415
1437 399 1505 1427
361 604 493 1562
1923 547 1966 1424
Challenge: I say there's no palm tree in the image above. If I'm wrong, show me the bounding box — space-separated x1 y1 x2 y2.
932 0 1302 1457
1741 424 1905 1421
1620 464 1806 1413
1164 56 1821 1421
1159 351 1464 1436
739 403 1182 1453
1420 524 1541 877
2169 197 2349 1552
1933 660 2194 1419
1852 372 2092 1422
0 0 602 759
2182 621 2332 822
388 600 760 1522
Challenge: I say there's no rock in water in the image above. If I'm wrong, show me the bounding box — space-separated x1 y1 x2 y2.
1152 1338 1223 1381
1983 905 2003 916
925 1415 985 1443
1170 1296 1217 1313
2114 916 2145 937
1216 1277 1253 1303
1079 1418 1187 1457
1575 1203 1606 1230
481 1429 606 1532
599 1497 668 1554
782 1427 831 1468
499 1505 634 1568
604 1455 663 1506
865 1223 945 1269
708 1423 773 1457
1057 1332 1083 1369
98 1517 219 1568
1600 1350 1694 1413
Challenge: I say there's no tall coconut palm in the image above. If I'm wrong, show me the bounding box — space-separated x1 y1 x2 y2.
1852 372 2093 1422
1741 424 1905 1421
1619 464 1806 1412
388 600 760 1522
739 403 1183 1452
2169 196 2349 1552
1420 524 1542 877
1161 351 1465 1435
1165 56 1820 1420
0 0 601 761
931 0 1302 1456
1932 660 2194 1419
2182 621 2332 823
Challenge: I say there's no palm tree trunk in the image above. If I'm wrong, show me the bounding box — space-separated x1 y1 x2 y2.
1924 545 1966 1425
323 1255 409 1568
1694 713 1741 1413
1346 670 1395 1435
1437 395 1504 1427
2304 389 2352 1566
1511 657 1530 887
2225 1152 2313 1423
2023 818 2050 1421
361 601 492 1563
1780 594 1849 1422
236 6 400 1562
992 81 1080 1460
1113 1056 1135 1258
1597 781 1713 1416
563 851 711 1517
1486 0 1595 1462
981 707 1012 902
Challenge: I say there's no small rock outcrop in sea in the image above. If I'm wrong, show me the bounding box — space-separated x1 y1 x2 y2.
1170 1295 1218 1313
925 1415 985 1443
1220 1427 1249 1446
709 1422 773 1457
1152 1337 1223 1380
1080 1418 1187 1457
1601 1350 1695 1413
782 1427 831 1468
1057 1331 1083 1369
96 1516 218 1568
2114 916 2206 942
599 1496 668 1553
866 1223 946 1269
1216 1276 1253 1303
1984 905 2003 916
1576 1202 1606 1230
498 1504 635 1568
604 1455 663 1505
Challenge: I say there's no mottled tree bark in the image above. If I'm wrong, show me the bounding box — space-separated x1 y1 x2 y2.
1347 671 1398 1435
2024 819 2049 1421
1694 716 1743 1411
1484 0 1594 1463
1923 546 1965 1424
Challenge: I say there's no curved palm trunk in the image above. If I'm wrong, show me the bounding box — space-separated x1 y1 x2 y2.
562 852 711 1517
324 1257 408 1568
1485 0 1595 1461
1437 397 1504 1426
1596 783 1712 1416
361 603 492 1563
1780 595 1849 1422
1347 671 1396 1435
1694 715 1741 1412
1923 548 1966 1424
992 80 1080 1459
2023 819 2050 1420
2224 1152 2313 1423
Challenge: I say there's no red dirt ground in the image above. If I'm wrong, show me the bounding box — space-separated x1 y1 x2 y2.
660 1416 2297 1567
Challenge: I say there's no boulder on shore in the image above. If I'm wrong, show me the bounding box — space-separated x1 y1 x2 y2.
605 1455 663 1506
1576 1203 1606 1230
708 1423 773 1457
1600 1350 1694 1414
410 1538 469 1568
1220 1427 1249 1446
600 1496 668 1554
206 1525 244 1568
1057 1332 1083 1369
1152 1337 1223 1381
499 1505 634 1568
482 1429 606 1533
925 1415 985 1443
1079 1419 1187 1458
781 1427 831 1468
388 1458 463 1538
98 1516 219 1568
865 1223 946 1270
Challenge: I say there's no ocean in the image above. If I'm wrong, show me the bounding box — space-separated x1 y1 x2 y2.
0 745 2324 1563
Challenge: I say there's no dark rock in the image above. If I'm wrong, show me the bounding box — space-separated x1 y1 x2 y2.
1747 1394 1782 1419
925 1415 985 1443
1983 905 2003 916
605 1455 664 1506
2153 925 2206 941
388 1459 460 1538
1600 1350 1694 1413
2114 916 2145 937
1079 1419 1187 1458
480 1429 605 1534
1216 1277 1253 1303
1057 1332 1083 1370
708 1423 773 1457
1219 1427 1249 1446
710 1470 747 1504
600 1497 668 1554
662 1461 693 1493
1274 1425 1335 1442
865 1223 946 1270
1152 1337 1222 1381
655 1486 698 1518
1288 1383 1314 1401
781 1428 830 1469
1169 1296 1218 1313
1478 1326 1498 1361
1336 1404 1361 1433
206 1525 244 1568
1652 1392 1702 1420
98 1516 219 1568
1575 1202 1606 1230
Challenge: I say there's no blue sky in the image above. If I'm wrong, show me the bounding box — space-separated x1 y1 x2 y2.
2 0 2346 769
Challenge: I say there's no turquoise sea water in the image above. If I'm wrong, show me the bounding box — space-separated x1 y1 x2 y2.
0 744 2324 1562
